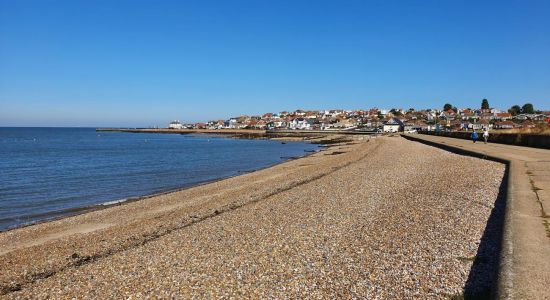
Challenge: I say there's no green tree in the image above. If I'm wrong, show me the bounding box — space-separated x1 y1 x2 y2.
389 108 403 116
522 103 535 114
481 99 490 109
508 105 521 116
443 103 453 111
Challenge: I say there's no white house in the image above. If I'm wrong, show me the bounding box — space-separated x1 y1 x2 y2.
168 120 183 129
228 118 245 129
382 118 403 133
289 118 313 130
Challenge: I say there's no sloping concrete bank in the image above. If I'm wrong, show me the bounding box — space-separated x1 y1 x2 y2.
401 134 550 299
418 130 550 149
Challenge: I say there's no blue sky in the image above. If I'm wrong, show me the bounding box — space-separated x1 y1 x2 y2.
1 0 549 126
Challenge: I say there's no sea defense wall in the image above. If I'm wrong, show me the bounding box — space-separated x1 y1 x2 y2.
418 131 550 149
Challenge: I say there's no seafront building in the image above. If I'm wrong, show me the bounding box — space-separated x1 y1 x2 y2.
169 107 550 133
168 120 183 129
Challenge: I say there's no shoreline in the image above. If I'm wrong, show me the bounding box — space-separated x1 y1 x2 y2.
0 135 367 270
0 135 342 233
1 135 505 298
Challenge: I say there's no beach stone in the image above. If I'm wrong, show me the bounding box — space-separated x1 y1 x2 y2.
0 136 505 299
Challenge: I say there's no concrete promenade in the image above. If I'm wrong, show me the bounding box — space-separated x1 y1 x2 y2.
403 133 550 299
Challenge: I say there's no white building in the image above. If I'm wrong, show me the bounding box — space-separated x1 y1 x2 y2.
168 120 183 129
289 118 313 130
382 118 403 133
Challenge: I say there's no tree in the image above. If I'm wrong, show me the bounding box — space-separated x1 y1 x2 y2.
389 108 403 116
443 103 453 111
481 99 490 109
522 103 534 114
508 105 521 116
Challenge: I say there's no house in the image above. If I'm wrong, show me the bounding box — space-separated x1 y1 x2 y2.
403 122 416 132
382 118 403 132
410 120 429 131
320 120 333 130
478 119 491 129
467 122 484 130
480 112 494 120
228 117 246 129
168 120 183 129
440 109 456 120
267 118 286 129
332 119 356 129
449 119 464 131
521 120 536 128
194 122 207 129
495 112 512 121
207 120 225 129
304 111 318 119
494 120 516 129
294 109 306 116
513 114 544 121
255 120 267 129
460 109 479 121
246 119 258 128
289 118 314 130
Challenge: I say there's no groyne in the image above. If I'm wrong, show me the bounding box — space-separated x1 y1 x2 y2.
96 128 378 139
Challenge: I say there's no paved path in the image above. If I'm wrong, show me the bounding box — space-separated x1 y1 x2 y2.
403 134 550 299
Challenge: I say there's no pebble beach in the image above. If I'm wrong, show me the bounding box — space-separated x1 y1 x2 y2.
0 136 506 299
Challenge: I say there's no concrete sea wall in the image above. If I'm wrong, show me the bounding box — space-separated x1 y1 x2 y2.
418 131 550 149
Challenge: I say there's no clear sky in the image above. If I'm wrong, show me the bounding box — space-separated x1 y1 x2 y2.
1 0 549 127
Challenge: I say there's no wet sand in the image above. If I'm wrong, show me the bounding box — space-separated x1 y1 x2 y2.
0 136 505 298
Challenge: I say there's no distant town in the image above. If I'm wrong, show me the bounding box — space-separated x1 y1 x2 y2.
167 100 550 133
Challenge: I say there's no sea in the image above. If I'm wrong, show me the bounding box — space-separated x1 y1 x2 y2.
0 127 320 231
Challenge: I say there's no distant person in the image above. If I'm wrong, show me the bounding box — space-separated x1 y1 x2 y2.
471 129 478 143
483 128 489 144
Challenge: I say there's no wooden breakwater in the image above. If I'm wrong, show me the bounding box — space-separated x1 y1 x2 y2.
96 128 378 139
96 128 267 138
266 129 377 137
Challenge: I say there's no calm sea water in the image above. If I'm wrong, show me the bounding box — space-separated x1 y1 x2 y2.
0 128 319 231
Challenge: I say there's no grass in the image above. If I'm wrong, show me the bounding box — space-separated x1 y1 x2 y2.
543 220 550 238
446 293 465 300
445 290 491 300
456 256 487 264
457 256 476 262
495 124 550 135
